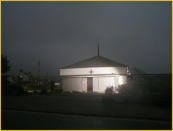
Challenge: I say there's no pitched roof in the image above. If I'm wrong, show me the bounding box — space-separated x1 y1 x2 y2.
61 55 127 69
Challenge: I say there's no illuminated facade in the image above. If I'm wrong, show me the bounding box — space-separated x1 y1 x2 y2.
59 54 129 94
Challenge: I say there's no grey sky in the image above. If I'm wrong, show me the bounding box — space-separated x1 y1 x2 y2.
2 2 172 76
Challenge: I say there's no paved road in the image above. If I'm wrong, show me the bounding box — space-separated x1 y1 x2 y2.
2 110 171 130
3 95 171 121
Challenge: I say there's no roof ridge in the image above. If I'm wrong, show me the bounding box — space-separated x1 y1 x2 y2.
61 55 127 69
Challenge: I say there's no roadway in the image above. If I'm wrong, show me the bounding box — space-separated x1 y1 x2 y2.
2 109 171 130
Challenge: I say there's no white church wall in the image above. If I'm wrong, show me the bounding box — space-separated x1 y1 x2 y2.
92 75 127 93
93 77 99 92
114 76 119 88
62 77 87 92
60 67 127 76
82 77 87 92
93 77 116 93
62 75 127 93
118 75 127 86
62 77 85 92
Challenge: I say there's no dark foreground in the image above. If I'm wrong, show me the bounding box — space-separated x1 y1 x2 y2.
2 94 172 129
3 110 171 130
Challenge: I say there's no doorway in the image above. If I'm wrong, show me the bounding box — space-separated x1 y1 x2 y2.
87 77 93 93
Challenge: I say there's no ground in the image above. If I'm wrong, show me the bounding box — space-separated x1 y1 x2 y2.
2 94 172 129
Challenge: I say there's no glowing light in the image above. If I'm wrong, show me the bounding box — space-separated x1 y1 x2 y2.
118 76 124 85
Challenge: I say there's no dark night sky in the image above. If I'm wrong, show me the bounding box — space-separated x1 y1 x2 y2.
2 2 172 76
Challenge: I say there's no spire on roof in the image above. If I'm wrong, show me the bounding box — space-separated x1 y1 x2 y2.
97 42 100 56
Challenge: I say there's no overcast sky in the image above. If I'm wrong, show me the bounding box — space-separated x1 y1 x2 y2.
2 1 172 76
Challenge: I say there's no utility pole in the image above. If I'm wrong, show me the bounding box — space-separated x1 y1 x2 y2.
38 60 40 88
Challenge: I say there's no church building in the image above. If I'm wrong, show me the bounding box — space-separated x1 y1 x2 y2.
59 45 129 94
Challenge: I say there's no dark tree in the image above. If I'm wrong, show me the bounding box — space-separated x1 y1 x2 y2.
2 55 10 96
2 55 10 74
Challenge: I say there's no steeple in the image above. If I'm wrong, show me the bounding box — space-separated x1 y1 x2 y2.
97 42 100 56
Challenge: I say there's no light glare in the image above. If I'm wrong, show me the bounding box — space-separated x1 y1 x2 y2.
118 76 124 85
